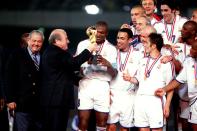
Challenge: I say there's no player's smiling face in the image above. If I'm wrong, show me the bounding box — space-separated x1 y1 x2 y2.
131 8 144 26
28 33 43 54
96 26 107 44
181 23 192 41
161 5 174 23
117 32 131 51
142 0 156 15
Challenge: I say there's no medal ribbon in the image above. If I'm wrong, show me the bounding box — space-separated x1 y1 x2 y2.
96 42 104 55
194 62 197 80
145 55 162 77
144 49 147 57
184 44 186 57
117 47 132 72
164 16 176 42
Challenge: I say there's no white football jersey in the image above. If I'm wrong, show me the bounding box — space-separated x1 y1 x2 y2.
176 57 197 105
173 43 191 64
154 15 188 45
110 47 140 92
76 39 117 81
136 55 175 95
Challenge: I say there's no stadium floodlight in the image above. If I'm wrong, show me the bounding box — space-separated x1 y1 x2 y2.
84 4 100 15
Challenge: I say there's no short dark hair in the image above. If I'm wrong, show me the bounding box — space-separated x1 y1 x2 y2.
132 5 143 9
161 0 175 10
185 20 197 34
96 21 109 31
148 33 163 51
118 28 133 38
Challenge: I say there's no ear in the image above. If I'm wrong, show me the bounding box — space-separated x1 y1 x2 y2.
128 38 133 43
55 39 59 43
172 9 176 14
191 30 196 36
27 40 30 45
153 5 156 10
152 43 157 49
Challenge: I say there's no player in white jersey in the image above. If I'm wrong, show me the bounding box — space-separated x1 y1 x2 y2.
153 21 197 131
170 21 197 131
130 16 152 51
121 5 145 36
155 40 197 131
154 0 187 45
107 28 140 131
173 21 197 65
76 21 117 131
140 0 162 25
136 25 156 59
136 16 151 35
120 5 146 51
138 25 172 59
129 33 175 130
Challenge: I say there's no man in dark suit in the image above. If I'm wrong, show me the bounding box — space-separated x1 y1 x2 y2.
6 30 44 131
0 45 9 131
40 29 96 131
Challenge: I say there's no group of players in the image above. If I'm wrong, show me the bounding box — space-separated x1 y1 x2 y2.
74 0 197 131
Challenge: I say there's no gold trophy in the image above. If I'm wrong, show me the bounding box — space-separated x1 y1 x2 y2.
86 26 98 64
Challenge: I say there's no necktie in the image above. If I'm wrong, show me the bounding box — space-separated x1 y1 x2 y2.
33 54 39 70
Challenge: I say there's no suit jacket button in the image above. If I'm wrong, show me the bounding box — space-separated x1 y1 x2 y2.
32 83 36 86
32 91 35 95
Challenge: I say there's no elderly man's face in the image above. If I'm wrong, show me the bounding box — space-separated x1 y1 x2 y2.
28 33 43 54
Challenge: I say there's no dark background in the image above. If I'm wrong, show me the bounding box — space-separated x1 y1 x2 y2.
0 0 196 54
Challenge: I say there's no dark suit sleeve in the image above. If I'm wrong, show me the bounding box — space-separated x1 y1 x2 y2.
62 49 92 71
